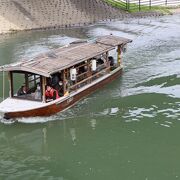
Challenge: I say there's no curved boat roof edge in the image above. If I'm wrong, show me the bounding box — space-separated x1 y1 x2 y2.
0 35 132 77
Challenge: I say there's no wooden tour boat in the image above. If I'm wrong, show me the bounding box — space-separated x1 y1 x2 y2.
0 35 132 120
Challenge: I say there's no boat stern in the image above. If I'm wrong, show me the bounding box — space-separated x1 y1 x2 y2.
0 97 46 119
0 99 7 119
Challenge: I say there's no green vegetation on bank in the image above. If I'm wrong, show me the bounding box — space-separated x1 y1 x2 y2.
104 0 172 14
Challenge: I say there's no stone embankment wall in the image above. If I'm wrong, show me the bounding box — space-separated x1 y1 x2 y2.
0 0 129 34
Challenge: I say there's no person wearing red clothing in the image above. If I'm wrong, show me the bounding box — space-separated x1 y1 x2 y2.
45 85 60 101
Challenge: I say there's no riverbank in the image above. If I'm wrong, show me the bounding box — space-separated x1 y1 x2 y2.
168 7 180 14
0 0 129 35
0 0 179 35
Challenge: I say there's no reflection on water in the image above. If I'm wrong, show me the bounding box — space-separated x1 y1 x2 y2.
90 119 97 130
0 14 180 179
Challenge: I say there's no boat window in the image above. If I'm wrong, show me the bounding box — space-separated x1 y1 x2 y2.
108 48 117 65
76 62 88 82
12 72 42 101
92 53 107 72
28 74 40 93
12 73 25 96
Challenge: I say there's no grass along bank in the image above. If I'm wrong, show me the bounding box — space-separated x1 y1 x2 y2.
103 0 172 14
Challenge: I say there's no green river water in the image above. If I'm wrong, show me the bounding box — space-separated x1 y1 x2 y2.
0 14 180 180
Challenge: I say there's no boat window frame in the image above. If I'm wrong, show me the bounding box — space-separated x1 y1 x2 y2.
10 70 43 102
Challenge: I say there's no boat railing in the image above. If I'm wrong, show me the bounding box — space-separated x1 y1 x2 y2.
69 66 110 91
75 63 108 83
96 63 107 71
76 71 88 82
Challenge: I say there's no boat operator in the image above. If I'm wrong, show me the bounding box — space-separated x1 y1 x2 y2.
17 85 28 96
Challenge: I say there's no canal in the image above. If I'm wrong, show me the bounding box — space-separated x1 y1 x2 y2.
0 14 180 180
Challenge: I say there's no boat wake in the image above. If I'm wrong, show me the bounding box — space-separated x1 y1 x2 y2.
0 112 66 124
0 116 15 125
16 114 66 124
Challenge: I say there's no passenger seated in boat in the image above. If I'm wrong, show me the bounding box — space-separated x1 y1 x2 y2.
51 73 64 97
34 82 41 100
108 56 115 66
97 58 104 65
93 58 105 74
51 73 60 88
78 65 87 74
17 85 28 96
45 85 60 101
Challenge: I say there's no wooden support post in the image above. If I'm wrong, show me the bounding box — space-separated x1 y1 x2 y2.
2 70 5 100
106 51 110 73
8 72 13 98
117 45 121 67
87 60 92 83
25 73 29 89
63 69 70 95
63 69 66 95
42 76 46 103
34 75 36 87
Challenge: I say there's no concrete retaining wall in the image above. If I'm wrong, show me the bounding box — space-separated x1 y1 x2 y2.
0 0 128 34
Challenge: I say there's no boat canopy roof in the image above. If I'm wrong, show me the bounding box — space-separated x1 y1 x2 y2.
0 35 132 77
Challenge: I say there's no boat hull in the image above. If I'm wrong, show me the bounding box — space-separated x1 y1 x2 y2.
4 68 122 119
